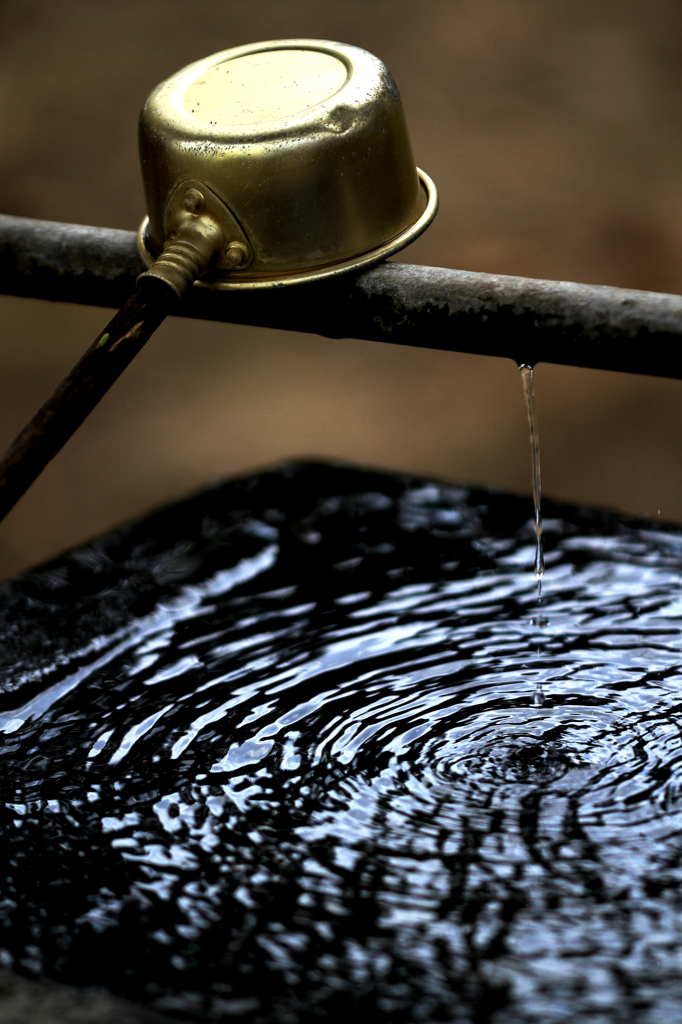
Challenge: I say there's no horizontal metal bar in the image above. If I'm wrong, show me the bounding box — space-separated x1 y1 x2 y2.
1 213 682 379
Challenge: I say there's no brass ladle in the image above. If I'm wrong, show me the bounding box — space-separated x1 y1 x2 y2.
0 39 437 523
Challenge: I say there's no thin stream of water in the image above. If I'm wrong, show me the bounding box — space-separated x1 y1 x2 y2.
519 364 544 598
520 365 547 708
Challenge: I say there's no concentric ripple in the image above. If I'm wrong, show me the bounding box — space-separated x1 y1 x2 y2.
0 463 682 1023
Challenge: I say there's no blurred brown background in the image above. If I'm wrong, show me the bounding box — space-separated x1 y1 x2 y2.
1 0 682 581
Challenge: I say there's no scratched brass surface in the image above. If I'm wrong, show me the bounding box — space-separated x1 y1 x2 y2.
138 40 437 286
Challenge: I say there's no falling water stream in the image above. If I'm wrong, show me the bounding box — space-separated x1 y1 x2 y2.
0 462 682 1023
520 365 547 709
519 365 544 600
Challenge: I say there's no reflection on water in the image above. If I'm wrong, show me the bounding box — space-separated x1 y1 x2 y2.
0 463 681 1022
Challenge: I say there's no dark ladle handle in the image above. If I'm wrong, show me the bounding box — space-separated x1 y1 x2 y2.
0 276 175 524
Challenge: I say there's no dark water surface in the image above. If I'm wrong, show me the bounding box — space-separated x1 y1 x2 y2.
1 463 682 1023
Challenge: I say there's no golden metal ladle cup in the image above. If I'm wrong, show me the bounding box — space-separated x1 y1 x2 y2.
0 39 438 520
138 38 438 292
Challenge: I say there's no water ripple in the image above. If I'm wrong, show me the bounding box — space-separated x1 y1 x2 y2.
0 464 681 1022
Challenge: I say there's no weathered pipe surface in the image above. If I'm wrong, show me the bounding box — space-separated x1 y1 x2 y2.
2 213 682 378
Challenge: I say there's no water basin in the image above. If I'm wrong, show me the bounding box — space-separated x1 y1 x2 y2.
0 461 681 1023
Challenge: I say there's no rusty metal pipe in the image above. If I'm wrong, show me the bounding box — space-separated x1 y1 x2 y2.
1 213 681 380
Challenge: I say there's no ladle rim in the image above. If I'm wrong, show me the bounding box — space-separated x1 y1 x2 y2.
136 168 438 290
